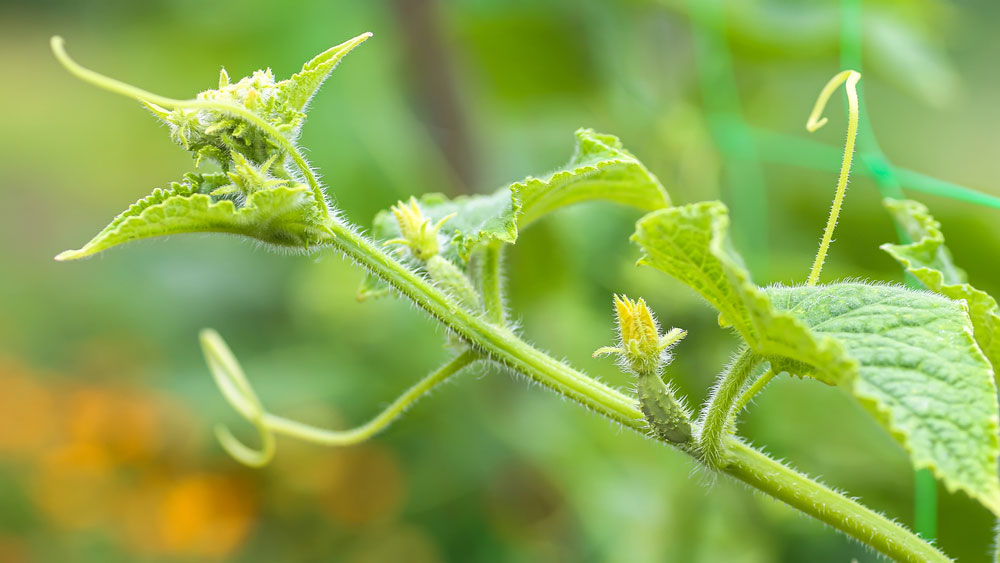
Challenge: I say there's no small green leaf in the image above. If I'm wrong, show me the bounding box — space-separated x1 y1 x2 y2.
632 201 852 385
361 129 670 297
280 32 373 112
515 129 671 227
882 198 1000 383
56 175 329 260
377 129 668 261
767 282 1000 516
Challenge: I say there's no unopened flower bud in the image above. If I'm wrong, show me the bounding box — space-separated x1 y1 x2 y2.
385 197 454 262
594 294 686 375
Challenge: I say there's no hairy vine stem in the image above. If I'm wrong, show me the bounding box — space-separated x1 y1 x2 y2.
477 241 506 324
732 368 777 415
320 215 950 563
324 217 641 420
697 348 761 469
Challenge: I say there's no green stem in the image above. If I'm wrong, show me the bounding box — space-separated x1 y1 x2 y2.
203 332 480 461
478 241 506 324
319 218 949 561
201 329 275 467
698 348 761 469
732 367 777 415
258 350 479 445
727 441 949 563
323 217 642 424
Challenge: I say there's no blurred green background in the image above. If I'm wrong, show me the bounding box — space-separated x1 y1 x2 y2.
2 0 999 561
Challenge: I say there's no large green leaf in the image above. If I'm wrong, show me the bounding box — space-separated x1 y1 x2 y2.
768 282 1000 515
359 129 670 299
633 201 1000 514
56 174 329 261
882 198 1000 383
632 201 852 385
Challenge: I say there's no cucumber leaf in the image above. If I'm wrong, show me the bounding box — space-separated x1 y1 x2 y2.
56 174 329 260
882 198 1000 384
632 201 852 384
378 128 668 260
634 201 1000 515
768 282 1000 515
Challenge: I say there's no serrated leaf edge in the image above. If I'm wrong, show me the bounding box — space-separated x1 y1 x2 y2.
56 185 321 261
881 198 1000 384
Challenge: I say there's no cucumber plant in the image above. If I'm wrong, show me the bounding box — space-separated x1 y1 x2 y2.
51 34 1000 562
